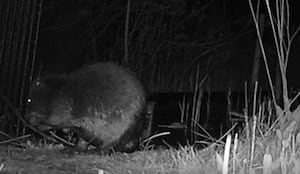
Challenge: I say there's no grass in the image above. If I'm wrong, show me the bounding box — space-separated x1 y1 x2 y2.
1 103 300 174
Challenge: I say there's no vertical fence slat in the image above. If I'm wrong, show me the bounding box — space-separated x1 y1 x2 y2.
0 0 42 136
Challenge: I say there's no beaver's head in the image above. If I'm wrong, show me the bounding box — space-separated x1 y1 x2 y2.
26 75 74 130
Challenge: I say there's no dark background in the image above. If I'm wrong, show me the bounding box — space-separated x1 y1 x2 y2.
37 0 300 92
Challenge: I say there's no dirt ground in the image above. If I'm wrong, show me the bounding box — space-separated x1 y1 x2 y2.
0 144 181 174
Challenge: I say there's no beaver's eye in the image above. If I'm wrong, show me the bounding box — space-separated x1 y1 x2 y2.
27 98 32 104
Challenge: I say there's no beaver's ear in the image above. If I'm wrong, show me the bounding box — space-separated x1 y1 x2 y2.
33 79 41 87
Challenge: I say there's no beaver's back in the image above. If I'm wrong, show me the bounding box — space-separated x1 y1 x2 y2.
65 63 145 119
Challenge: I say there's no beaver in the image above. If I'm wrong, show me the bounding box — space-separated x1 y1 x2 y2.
25 62 146 152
